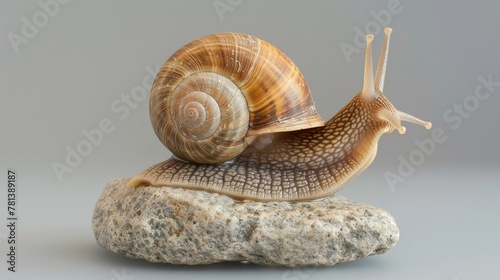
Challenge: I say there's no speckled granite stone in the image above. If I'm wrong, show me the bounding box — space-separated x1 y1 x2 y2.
92 178 399 267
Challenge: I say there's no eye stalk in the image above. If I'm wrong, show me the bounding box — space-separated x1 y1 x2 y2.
396 110 433 132
362 27 432 135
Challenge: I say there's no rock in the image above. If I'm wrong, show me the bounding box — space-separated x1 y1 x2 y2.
92 178 399 267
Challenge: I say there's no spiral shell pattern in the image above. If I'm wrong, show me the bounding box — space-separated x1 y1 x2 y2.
150 33 324 164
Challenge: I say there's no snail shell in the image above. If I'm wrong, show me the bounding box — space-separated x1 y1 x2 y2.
151 33 325 164
129 28 432 201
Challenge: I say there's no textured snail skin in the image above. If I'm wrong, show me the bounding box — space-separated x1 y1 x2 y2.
128 28 432 201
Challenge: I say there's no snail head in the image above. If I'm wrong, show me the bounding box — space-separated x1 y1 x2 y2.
359 27 432 135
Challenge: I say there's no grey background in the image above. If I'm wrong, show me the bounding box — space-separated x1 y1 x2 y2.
1 0 499 279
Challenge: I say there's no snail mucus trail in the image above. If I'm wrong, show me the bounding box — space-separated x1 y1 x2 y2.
128 27 432 201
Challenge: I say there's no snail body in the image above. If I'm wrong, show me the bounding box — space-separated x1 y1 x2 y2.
129 28 432 201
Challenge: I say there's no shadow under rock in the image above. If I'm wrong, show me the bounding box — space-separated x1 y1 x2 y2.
91 243 390 274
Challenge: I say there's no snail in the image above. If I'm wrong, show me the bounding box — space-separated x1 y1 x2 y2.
128 27 432 201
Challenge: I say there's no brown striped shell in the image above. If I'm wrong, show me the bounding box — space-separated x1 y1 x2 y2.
150 33 325 164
